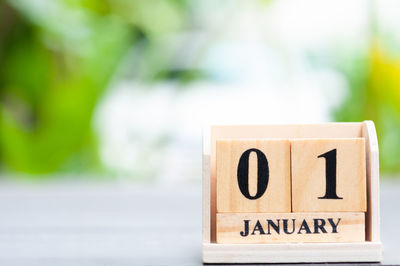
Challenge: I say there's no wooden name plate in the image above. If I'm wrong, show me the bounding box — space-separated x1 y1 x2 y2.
216 212 365 244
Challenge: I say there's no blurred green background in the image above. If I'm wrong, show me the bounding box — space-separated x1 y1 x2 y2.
1 0 400 178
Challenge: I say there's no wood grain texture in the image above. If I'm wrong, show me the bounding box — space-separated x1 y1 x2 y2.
202 154 211 243
291 138 367 212
209 123 363 242
362 121 380 242
216 212 365 244
216 139 291 213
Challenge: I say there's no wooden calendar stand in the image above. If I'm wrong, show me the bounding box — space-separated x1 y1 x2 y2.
202 121 382 263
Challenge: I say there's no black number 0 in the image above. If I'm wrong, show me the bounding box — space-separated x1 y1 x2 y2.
237 149 269 200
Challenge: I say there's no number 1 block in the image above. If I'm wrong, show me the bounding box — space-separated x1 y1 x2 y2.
216 139 291 213
291 138 367 212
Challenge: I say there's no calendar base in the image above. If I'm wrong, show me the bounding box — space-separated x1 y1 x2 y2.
203 242 382 264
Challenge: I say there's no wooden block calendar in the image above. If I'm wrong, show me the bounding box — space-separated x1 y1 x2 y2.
202 122 382 263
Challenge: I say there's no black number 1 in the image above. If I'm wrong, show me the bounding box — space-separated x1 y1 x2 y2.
317 149 343 200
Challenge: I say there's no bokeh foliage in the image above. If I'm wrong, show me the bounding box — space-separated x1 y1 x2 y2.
335 43 400 173
1 0 400 176
0 0 189 174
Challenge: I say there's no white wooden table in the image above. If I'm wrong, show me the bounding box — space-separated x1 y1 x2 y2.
0 178 398 265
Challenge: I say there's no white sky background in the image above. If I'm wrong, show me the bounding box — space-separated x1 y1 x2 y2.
93 0 399 181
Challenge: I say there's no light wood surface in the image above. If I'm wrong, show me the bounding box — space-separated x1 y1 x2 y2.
203 242 382 263
0 179 396 265
216 139 291 213
216 212 365 244
363 121 381 242
202 154 211 243
291 138 366 212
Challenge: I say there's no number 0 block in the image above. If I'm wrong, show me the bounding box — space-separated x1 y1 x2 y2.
216 139 291 213
291 138 367 212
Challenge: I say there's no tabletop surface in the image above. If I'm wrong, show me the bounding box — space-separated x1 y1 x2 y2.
0 177 398 266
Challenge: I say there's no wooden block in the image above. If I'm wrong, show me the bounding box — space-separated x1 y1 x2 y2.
216 212 365 244
216 139 291 213
291 138 366 212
